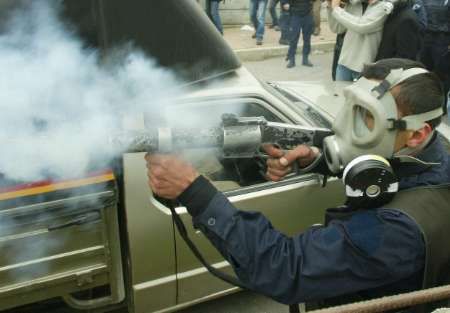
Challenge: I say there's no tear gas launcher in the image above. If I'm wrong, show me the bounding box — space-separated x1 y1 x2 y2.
112 114 333 158
112 113 333 294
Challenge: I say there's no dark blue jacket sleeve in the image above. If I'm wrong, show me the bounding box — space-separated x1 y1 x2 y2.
178 176 425 304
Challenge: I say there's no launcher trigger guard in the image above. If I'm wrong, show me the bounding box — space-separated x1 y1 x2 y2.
253 150 268 179
256 147 300 178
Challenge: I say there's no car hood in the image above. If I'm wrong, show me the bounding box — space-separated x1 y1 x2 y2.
272 80 350 120
63 0 241 83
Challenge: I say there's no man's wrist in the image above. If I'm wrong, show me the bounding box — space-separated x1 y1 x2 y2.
178 175 218 217
185 171 200 189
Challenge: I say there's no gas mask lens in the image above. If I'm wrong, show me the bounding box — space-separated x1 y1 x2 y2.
353 105 374 138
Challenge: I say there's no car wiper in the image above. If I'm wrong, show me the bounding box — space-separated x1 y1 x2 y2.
300 104 332 129
267 82 298 102
268 83 332 128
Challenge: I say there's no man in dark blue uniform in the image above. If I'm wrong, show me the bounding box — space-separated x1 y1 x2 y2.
146 59 450 311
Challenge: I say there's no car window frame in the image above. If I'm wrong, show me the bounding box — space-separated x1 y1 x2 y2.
148 95 327 214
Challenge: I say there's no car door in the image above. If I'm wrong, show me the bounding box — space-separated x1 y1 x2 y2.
155 95 346 307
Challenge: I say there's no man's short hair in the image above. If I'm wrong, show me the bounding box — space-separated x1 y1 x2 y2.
361 58 444 129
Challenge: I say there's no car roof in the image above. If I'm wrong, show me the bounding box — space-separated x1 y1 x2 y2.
272 80 349 119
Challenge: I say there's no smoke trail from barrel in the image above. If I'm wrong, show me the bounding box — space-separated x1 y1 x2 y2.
0 0 181 182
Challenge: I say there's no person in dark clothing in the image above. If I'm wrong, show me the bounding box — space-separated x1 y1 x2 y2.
412 0 428 31
250 0 269 45
278 3 291 44
268 0 281 29
420 0 450 98
375 0 423 61
332 32 345 80
145 58 450 311
282 0 315 68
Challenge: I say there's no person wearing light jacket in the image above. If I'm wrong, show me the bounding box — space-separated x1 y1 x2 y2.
327 0 392 81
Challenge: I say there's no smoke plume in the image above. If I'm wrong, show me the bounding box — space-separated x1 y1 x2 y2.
0 1 182 182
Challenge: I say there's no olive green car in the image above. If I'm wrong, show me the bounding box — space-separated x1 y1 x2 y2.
5 1 448 313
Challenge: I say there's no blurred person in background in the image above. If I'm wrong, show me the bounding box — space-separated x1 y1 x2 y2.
278 2 292 44
282 0 316 68
412 0 428 31
250 0 269 45
269 0 282 30
313 0 323 35
327 0 391 81
444 51 450 117
376 0 423 61
447 90 450 123
331 33 346 80
207 0 224 35
420 0 449 98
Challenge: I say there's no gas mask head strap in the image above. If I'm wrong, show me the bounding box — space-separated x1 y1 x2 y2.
401 107 444 130
371 68 428 99
371 68 443 130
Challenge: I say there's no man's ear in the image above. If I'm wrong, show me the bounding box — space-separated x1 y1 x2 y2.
406 123 433 148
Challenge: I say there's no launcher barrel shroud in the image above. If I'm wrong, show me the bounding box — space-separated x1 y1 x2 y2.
113 114 333 158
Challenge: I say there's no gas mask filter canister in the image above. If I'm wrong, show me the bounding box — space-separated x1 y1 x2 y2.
343 155 398 209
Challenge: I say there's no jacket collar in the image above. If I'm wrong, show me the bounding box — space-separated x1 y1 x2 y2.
395 134 450 189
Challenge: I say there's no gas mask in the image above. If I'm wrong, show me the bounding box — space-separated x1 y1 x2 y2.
323 68 444 207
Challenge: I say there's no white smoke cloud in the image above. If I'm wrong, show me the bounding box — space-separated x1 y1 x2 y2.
0 1 182 182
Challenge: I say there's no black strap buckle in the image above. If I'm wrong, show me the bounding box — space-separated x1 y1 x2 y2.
387 118 407 130
371 80 391 99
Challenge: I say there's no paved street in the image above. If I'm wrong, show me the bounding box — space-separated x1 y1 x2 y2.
244 50 334 82
224 22 335 51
